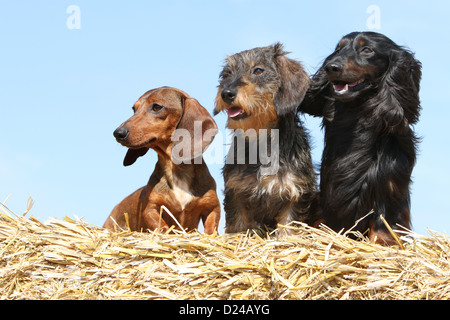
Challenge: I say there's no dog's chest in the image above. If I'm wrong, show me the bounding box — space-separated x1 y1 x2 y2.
171 177 194 210
225 166 302 201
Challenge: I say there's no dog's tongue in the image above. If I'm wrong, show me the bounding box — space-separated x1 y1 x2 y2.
334 80 361 92
333 81 359 92
334 83 347 91
227 107 242 118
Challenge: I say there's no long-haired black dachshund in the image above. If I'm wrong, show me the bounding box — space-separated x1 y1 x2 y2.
300 32 422 245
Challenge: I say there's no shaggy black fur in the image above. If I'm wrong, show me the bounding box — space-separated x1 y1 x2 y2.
300 32 422 244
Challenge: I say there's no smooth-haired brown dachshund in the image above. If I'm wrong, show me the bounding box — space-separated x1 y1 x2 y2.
104 87 221 234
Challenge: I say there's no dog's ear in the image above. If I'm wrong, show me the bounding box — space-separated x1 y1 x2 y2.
298 68 332 118
123 147 149 166
172 97 218 163
273 43 310 116
371 48 422 132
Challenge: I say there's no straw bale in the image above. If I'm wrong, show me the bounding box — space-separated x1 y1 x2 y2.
1 204 450 300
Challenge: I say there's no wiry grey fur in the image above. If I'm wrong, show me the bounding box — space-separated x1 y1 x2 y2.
216 43 317 234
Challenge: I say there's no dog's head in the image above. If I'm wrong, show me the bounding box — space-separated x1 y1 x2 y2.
319 32 421 105
113 87 217 166
214 43 309 131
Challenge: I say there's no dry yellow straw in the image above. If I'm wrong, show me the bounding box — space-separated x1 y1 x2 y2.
1 201 450 300
124 212 131 232
379 214 405 249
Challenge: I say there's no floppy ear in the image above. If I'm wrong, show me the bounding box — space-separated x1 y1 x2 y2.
123 147 149 166
172 97 218 163
273 43 310 116
298 68 332 118
372 49 422 132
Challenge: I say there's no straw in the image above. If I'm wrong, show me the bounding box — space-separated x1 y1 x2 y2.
1 202 450 300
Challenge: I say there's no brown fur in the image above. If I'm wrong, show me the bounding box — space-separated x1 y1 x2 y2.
104 87 220 234
215 81 279 132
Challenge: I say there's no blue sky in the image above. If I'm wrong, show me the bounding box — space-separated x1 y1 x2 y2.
1 0 449 236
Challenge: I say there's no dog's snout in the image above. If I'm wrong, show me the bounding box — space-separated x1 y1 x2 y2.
221 88 237 104
113 126 129 141
324 62 343 75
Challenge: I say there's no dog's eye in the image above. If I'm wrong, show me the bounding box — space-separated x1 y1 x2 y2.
253 68 264 75
361 47 373 54
150 104 163 112
220 68 232 79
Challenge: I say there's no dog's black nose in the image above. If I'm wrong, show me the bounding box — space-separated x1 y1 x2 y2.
221 88 237 104
324 62 343 75
113 126 129 141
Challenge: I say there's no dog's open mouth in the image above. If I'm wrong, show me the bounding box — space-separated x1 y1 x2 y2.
332 78 367 95
227 106 248 120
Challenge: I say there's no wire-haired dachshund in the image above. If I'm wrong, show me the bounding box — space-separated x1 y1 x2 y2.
300 32 422 245
104 87 221 234
214 43 317 236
